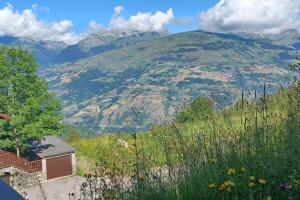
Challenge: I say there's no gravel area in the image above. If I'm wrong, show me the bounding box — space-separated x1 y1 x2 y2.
22 176 84 200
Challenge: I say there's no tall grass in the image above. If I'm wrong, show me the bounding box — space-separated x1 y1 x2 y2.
72 84 300 200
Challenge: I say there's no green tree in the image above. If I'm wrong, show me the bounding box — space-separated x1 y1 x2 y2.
0 47 64 156
176 96 214 123
66 128 82 144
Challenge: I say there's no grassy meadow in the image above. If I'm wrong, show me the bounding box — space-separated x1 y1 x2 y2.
67 83 300 200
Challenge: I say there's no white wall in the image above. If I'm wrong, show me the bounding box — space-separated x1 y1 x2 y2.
71 153 76 175
41 158 47 180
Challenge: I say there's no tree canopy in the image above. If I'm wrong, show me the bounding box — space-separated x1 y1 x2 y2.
175 96 214 123
0 46 64 154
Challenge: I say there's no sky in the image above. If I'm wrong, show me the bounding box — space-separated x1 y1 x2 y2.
0 0 300 44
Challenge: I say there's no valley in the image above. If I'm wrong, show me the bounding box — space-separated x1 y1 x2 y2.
1 30 299 133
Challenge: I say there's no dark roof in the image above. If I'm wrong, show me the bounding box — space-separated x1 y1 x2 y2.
0 113 11 120
29 136 75 159
0 179 24 200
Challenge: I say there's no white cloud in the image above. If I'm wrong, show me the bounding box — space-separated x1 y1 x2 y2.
114 6 124 16
199 0 300 34
109 6 174 32
172 17 194 25
31 4 50 13
87 21 104 33
0 4 186 44
0 4 80 44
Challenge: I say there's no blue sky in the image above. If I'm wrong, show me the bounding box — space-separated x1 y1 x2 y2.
0 0 218 33
0 0 299 44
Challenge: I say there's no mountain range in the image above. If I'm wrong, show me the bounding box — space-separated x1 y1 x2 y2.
1 30 299 133
0 36 67 67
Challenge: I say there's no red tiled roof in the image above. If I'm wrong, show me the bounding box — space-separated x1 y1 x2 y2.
0 114 11 120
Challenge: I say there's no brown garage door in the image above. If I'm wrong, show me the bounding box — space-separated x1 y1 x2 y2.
46 154 72 179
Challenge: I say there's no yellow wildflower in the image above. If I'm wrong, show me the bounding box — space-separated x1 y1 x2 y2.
240 167 246 173
208 183 217 189
259 179 267 185
224 180 235 187
139 176 146 182
219 180 235 192
249 176 255 181
266 196 272 200
249 182 256 188
227 168 236 176
219 183 226 192
210 159 217 164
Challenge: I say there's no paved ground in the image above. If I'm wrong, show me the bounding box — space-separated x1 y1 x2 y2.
22 176 84 200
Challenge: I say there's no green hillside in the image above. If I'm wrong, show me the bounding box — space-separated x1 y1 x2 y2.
42 30 299 133
70 83 300 199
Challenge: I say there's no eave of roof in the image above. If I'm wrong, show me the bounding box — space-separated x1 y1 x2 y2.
29 136 75 159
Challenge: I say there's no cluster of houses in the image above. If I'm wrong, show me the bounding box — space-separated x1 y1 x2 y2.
0 113 77 199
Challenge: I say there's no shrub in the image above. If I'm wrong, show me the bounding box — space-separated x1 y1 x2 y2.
176 96 214 123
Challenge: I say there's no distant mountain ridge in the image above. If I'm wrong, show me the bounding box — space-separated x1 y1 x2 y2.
52 32 163 64
1 30 299 133
0 36 67 67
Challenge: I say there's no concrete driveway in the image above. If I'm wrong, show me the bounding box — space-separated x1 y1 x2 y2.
22 176 84 200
